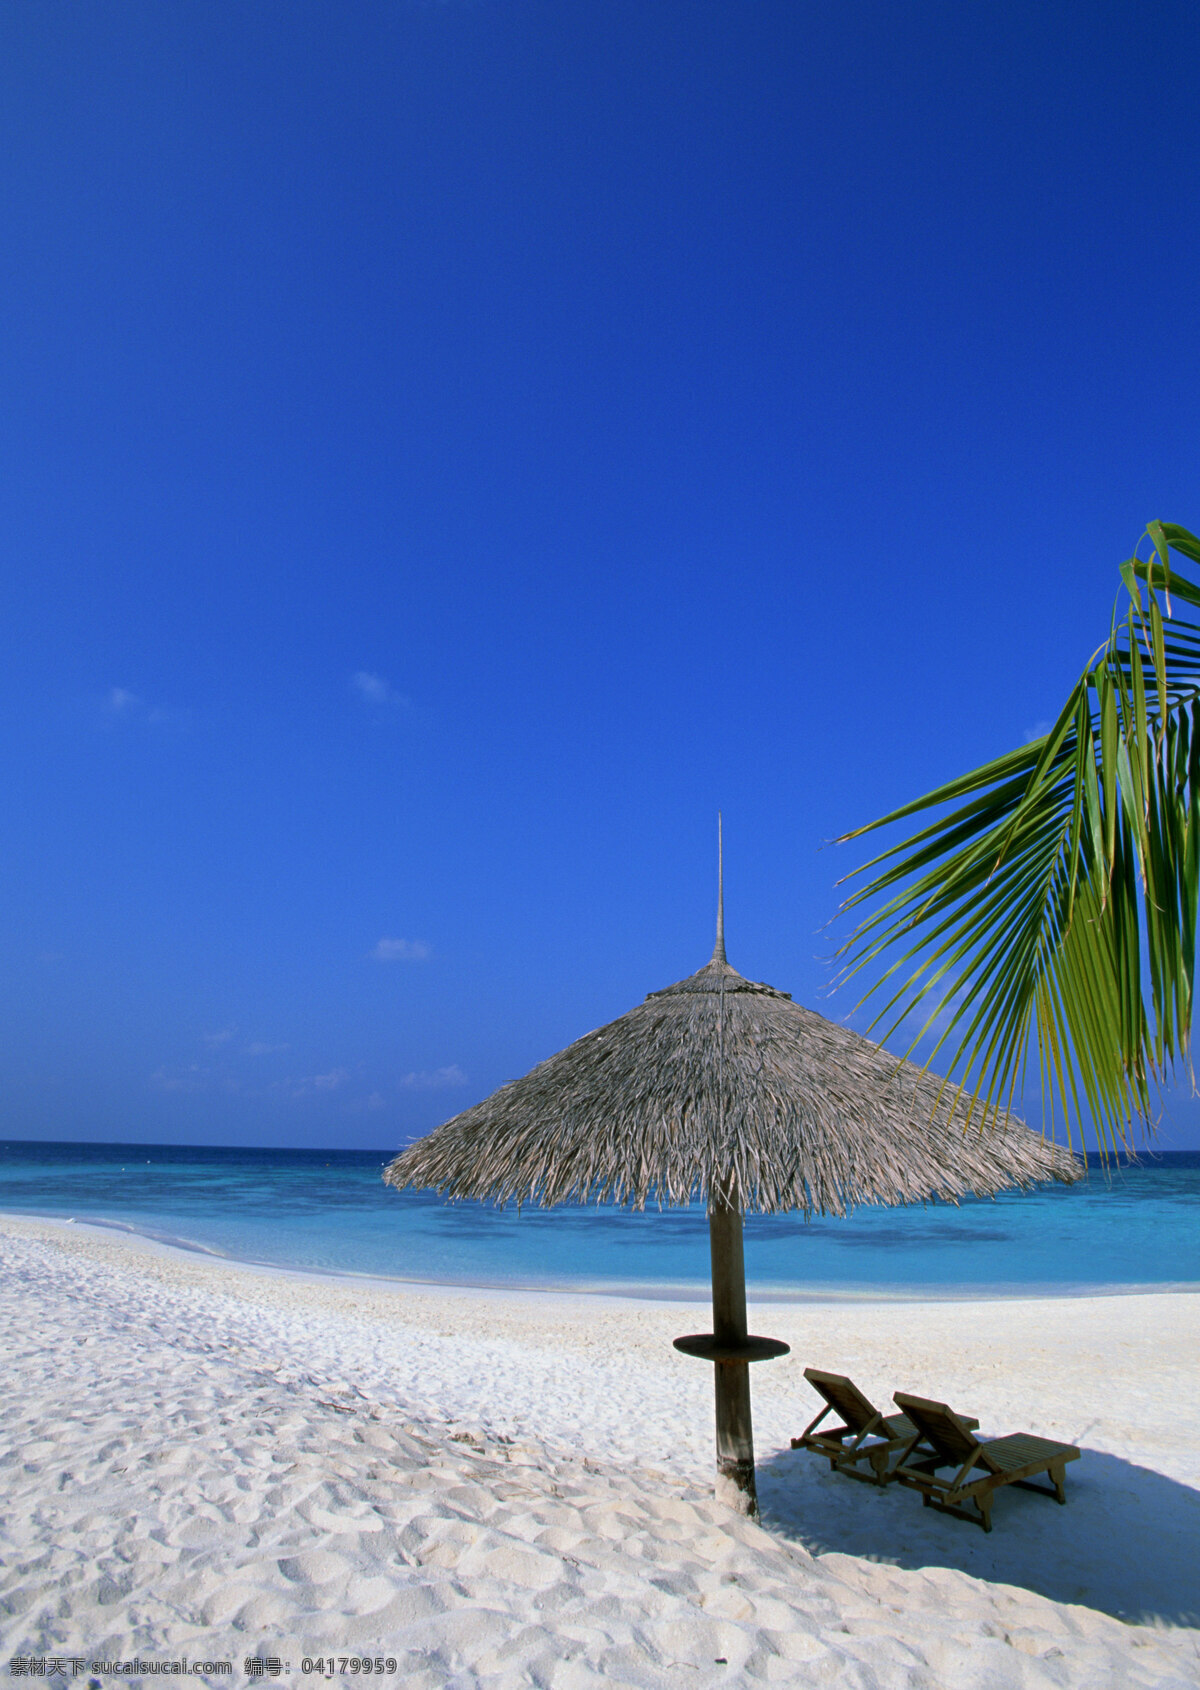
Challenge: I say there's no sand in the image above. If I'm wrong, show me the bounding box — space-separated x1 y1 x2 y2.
1 1213 1197 1688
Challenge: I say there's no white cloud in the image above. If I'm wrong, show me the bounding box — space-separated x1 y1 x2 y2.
150 1064 198 1093
347 1090 389 1113
149 1063 240 1096
103 687 190 729
372 937 432 962
290 1067 350 1099
203 1026 237 1047
400 1065 468 1091
246 1041 289 1056
352 671 409 708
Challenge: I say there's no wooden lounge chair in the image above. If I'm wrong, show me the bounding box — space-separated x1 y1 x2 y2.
892 1391 1080 1531
791 1368 978 1486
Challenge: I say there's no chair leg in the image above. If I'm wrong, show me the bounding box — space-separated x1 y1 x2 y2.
1051 1462 1066 1504
913 1488 992 1530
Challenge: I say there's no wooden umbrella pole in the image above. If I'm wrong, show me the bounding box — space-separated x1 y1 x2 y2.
708 1197 757 1515
708 840 757 1515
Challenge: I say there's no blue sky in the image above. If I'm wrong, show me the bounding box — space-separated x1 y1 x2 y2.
3 0 1199 1151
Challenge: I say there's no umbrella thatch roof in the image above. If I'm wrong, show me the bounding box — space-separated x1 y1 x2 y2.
384 947 1081 1215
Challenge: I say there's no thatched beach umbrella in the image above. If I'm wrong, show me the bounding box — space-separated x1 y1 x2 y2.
384 851 1080 1516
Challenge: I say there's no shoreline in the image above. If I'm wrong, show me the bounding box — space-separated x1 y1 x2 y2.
4 1207 1197 1305
2 1212 1198 1687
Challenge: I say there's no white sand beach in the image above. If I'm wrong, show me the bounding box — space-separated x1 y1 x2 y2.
2 1213 1198 1688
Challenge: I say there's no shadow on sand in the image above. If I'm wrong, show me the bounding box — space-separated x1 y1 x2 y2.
757 1443 1200 1629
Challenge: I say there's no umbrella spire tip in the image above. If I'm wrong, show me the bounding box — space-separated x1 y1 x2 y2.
712 812 727 963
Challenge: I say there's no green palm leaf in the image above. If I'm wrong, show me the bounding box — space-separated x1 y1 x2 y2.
836 522 1200 1151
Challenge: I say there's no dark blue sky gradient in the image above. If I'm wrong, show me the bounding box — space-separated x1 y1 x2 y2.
3 1 1199 1149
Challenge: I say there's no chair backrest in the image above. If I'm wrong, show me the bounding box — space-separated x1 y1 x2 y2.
893 1392 981 1463
804 1367 881 1433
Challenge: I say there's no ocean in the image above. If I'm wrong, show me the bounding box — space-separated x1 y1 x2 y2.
1 1139 1197 1298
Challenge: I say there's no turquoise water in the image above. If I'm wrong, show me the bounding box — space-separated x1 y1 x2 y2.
1 1140 1197 1297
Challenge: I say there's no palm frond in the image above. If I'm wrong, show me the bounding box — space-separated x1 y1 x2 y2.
836 521 1200 1151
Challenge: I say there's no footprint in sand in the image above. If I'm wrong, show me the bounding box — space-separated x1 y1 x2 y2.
277 1550 352 1585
